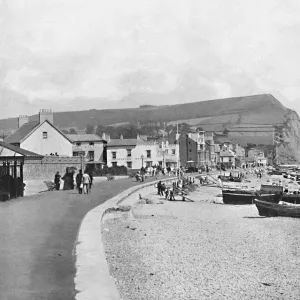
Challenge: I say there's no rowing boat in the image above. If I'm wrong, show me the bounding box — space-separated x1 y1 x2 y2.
254 199 300 218
222 190 281 205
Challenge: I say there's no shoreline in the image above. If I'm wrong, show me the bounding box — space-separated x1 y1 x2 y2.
102 174 300 300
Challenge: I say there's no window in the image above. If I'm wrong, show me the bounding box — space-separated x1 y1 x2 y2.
127 149 132 157
146 161 152 167
112 162 117 167
88 151 94 161
112 151 116 159
42 132 48 139
76 142 81 146
89 142 94 146
172 149 176 155
146 150 151 158
127 162 132 168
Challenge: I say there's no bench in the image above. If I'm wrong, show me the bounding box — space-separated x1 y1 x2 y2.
44 181 56 191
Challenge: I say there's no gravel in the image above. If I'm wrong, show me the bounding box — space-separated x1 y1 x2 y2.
102 181 300 300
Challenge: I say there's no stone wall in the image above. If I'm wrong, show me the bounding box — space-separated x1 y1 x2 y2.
24 156 82 180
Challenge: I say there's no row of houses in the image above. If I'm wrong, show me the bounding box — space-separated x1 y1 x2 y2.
1 109 268 175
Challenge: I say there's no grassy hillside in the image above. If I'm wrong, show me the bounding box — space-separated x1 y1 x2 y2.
0 94 288 134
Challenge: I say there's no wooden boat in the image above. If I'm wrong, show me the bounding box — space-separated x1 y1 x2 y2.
254 199 300 218
282 194 300 204
222 190 281 205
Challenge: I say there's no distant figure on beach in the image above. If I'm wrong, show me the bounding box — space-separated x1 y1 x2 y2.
284 185 289 193
54 172 61 190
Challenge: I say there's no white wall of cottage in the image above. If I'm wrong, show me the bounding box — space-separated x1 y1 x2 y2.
21 122 73 156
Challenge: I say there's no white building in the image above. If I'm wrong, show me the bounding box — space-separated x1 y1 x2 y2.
106 136 179 169
67 134 107 167
5 110 73 156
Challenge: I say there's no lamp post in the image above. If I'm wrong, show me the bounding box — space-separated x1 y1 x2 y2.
141 154 144 168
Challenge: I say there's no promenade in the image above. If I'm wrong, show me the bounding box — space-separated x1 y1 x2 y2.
0 177 155 300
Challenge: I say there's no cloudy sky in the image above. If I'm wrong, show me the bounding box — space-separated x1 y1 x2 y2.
1 0 300 118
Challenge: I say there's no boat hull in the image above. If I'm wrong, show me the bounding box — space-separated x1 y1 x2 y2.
222 191 281 205
254 199 300 218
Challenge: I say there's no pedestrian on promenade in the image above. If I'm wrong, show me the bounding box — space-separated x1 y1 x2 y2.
157 181 162 195
54 172 61 191
88 171 93 190
76 170 83 194
82 171 91 194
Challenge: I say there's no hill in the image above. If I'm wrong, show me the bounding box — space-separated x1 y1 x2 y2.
1 94 300 162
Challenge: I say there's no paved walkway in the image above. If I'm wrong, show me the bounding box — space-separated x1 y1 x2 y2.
0 177 158 300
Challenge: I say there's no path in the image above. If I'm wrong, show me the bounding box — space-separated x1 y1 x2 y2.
0 176 158 300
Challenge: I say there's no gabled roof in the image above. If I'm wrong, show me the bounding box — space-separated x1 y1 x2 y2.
5 121 39 144
0 141 43 157
4 120 73 144
66 134 105 142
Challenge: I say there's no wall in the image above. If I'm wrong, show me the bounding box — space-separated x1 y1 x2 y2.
23 156 82 180
21 122 73 156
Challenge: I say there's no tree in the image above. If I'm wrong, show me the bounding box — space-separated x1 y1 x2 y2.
86 124 94 134
62 129 69 134
69 128 77 134
96 124 106 137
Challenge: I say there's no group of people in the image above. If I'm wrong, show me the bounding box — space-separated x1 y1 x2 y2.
54 169 93 194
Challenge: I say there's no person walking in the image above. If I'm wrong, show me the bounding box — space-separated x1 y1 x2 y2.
54 172 61 191
82 171 91 194
76 170 83 194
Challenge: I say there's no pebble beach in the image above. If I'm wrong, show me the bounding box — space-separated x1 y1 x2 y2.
102 173 300 300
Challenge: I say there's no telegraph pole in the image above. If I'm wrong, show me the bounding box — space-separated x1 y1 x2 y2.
177 121 181 180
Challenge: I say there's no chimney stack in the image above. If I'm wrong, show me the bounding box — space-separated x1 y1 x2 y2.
39 109 53 124
18 115 29 128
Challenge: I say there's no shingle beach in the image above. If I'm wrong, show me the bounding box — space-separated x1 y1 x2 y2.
102 175 300 300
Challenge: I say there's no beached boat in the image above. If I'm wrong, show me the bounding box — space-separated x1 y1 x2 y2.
254 199 300 218
222 190 281 205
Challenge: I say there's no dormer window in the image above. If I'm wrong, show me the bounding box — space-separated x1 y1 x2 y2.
42 132 48 139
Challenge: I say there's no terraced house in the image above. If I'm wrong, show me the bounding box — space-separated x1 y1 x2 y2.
67 134 107 169
106 136 158 170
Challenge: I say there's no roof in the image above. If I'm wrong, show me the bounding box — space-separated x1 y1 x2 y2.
107 137 151 147
108 139 138 147
220 150 235 157
0 141 43 157
4 121 39 144
66 134 104 142
4 120 73 144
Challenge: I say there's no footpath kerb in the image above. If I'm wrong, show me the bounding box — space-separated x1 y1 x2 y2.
74 176 178 300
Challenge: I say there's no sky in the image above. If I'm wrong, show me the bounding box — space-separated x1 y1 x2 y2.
1 0 300 118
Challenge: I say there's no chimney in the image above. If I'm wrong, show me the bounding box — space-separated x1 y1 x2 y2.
102 133 111 142
120 134 123 139
39 109 53 124
18 115 29 128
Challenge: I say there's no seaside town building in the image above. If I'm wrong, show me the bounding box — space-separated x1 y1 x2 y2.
4 110 73 156
106 135 179 170
247 148 267 166
175 133 198 168
67 134 107 169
